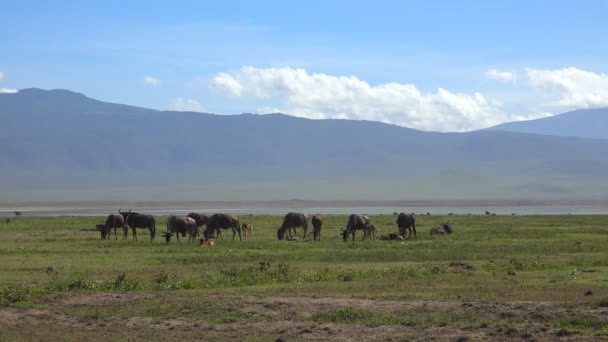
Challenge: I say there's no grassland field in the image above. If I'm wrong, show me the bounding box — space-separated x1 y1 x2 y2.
1 214 608 341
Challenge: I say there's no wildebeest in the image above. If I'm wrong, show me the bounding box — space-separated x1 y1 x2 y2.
13 211 21 216
119 209 156 241
485 211 491 216
96 224 109 239
187 213 208 237
278 212 309 239
380 233 405 241
166 216 198 242
277 213 308 240
366 223 377 239
205 213 241 241
343 214 370 242
397 213 416 239
5 217 10 224
311 214 322 241
241 223 253 237
430 222 454 236
103 214 127 240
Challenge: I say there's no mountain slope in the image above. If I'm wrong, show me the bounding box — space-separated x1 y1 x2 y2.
2 88 608 201
487 108 608 140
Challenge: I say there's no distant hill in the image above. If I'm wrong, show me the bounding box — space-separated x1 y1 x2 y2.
487 108 608 140
2 88 608 201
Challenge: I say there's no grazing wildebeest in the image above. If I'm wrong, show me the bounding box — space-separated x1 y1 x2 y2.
187 213 208 237
241 223 253 237
13 211 21 217
96 224 109 239
103 214 127 240
205 213 241 241
311 214 322 241
430 222 454 236
343 214 370 242
166 216 198 242
397 213 416 239
119 209 156 241
485 211 491 216
5 217 10 224
279 212 309 239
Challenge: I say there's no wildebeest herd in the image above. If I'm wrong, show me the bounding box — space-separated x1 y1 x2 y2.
94 210 454 244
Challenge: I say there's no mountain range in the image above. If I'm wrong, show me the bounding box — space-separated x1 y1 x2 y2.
1 88 607 201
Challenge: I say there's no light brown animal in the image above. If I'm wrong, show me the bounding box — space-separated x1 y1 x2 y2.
241 223 253 237
199 238 215 247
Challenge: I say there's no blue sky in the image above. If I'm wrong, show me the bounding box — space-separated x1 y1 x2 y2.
2 1 608 131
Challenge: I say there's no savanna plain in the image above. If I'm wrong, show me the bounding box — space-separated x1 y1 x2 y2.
1 214 608 341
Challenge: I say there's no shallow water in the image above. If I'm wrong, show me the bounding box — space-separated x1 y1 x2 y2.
1 205 607 217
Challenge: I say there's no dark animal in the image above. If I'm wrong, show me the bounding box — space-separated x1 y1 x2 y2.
119 209 156 241
5 217 10 224
380 233 405 241
161 231 174 243
96 224 109 239
187 212 208 237
279 212 309 239
397 213 417 239
166 216 198 242
485 211 491 215
205 214 241 241
311 214 322 241
343 214 370 242
13 211 21 216
430 222 454 236
104 214 127 240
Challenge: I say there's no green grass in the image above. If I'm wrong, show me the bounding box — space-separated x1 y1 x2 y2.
1 214 608 339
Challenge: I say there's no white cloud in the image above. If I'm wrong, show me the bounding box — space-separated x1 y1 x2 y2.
525 67 608 110
0 88 18 94
0 72 4 81
171 98 205 112
209 66 542 132
143 76 161 86
486 69 518 82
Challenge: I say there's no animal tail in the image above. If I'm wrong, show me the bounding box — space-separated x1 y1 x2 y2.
151 217 156 239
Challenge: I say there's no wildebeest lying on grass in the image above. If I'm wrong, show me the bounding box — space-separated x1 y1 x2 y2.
205 213 241 241
430 222 454 236
397 213 416 239
312 214 322 241
278 212 309 239
380 233 405 241
119 209 156 241
199 238 215 247
187 212 208 237
241 223 253 237
166 216 198 242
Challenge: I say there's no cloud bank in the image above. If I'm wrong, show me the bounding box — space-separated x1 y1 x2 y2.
209 66 539 132
208 66 607 132
525 67 608 110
